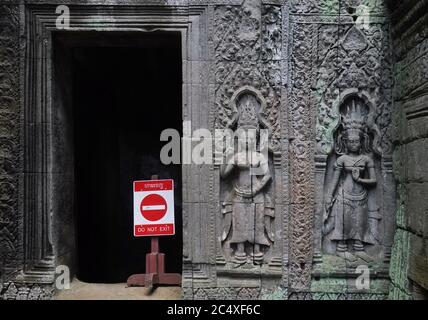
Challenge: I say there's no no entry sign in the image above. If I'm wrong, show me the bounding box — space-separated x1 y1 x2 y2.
133 179 175 236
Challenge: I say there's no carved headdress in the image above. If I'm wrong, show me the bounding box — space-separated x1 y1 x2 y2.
335 95 381 155
237 94 260 131
341 98 367 138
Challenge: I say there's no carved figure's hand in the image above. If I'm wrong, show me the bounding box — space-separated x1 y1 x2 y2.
252 182 262 196
224 147 235 164
352 168 360 181
322 221 332 236
244 189 253 197
235 187 253 198
324 196 333 218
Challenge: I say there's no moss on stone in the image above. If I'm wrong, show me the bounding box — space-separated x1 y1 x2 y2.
388 228 412 298
261 287 288 300
311 278 347 293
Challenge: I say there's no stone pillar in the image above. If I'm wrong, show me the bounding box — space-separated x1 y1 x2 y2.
388 0 428 299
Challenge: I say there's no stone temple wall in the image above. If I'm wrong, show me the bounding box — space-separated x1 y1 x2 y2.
0 0 425 300
0 0 24 298
387 0 428 300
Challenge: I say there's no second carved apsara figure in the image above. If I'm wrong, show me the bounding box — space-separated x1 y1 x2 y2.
324 97 380 262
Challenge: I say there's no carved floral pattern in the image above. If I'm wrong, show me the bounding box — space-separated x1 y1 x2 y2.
214 4 282 152
315 23 393 156
289 21 317 290
0 4 21 281
1 282 54 300
0 0 399 300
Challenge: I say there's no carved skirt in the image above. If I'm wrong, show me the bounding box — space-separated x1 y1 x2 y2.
329 189 373 244
229 197 270 246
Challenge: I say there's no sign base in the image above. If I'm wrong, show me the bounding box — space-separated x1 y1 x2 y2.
127 236 181 288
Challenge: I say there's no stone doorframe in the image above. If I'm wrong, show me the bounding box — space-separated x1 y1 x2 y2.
19 4 209 287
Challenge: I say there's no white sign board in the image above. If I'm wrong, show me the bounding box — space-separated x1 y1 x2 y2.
133 179 175 237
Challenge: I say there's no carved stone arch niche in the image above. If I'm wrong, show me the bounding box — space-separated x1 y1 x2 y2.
227 86 277 149
214 84 285 293
207 0 288 298
218 86 275 263
313 88 395 282
228 86 269 127
323 91 382 253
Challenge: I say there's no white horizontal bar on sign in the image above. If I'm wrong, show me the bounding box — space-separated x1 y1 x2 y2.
142 205 166 211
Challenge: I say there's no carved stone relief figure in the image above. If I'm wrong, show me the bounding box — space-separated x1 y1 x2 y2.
323 95 381 262
219 89 275 267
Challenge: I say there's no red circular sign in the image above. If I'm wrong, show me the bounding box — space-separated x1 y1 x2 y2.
140 194 167 221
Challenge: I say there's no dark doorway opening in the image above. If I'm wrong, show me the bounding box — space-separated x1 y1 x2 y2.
57 33 182 283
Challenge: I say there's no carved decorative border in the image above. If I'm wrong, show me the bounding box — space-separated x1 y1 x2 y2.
0 3 22 283
212 1 289 292
288 20 317 292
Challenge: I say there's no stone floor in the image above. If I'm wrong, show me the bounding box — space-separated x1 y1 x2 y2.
54 279 182 300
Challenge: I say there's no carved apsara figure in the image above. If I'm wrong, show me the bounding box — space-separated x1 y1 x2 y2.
220 93 274 266
324 98 379 262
